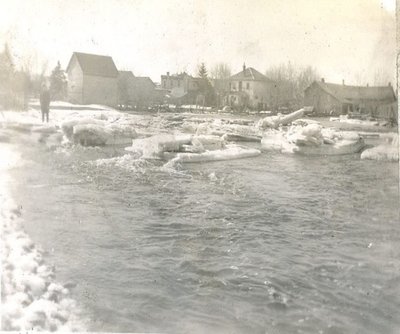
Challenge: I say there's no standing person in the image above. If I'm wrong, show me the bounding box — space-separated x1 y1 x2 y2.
40 83 51 123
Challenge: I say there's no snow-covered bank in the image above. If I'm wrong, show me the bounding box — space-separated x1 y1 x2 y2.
329 114 390 127
29 99 111 111
1 105 139 147
0 144 87 331
361 134 399 162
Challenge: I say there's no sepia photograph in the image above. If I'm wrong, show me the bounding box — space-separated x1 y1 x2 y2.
0 0 399 333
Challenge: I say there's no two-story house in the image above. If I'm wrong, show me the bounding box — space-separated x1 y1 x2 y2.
227 64 276 111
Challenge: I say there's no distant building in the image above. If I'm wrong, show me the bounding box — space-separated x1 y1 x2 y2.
154 87 169 105
118 70 135 107
161 72 202 105
66 52 118 106
227 64 276 111
118 71 156 108
304 79 397 117
374 101 398 123
130 76 156 108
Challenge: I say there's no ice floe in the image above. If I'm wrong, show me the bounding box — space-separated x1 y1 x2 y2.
361 133 399 162
165 144 261 163
262 123 366 155
258 108 305 129
126 134 193 158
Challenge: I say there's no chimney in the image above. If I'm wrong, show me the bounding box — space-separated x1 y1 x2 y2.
366 83 369 87
388 82 392 87
167 72 170 77
243 63 246 72
321 78 325 83
342 79 345 85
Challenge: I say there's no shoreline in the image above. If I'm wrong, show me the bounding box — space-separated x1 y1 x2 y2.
0 140 87 331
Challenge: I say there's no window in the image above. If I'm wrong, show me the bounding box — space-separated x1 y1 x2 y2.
239 81 242 91
246 82 250 89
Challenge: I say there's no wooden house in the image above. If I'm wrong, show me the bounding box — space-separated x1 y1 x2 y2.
304 79 397 117
66 52 118 106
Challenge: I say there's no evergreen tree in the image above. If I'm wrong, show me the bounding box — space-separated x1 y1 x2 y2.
0 43 14 89
50 61 67 100
196 63 217 106
198 63 208 79
0 43 18 109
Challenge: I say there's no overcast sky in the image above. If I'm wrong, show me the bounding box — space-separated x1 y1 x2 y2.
0 0 396 85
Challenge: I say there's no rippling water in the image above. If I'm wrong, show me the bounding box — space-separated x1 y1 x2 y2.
7 120 400 333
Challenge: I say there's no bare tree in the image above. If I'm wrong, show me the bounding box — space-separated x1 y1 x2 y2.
372 67 393 86
353 70 369 86
266 62 319 110
210 62 231 79
209 63 231 108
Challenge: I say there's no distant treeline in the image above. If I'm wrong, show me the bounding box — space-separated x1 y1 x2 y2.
0 44 67 110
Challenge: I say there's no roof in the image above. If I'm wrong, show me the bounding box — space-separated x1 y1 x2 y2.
161 72 191 80
131 77 155 87
118 71 135 80
230 67 272 82
67 52 119 78
311 81 396 103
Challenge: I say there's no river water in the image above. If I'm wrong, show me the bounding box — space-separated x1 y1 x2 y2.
4 113 400 333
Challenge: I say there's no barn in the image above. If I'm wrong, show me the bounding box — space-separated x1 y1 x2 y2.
304 79 397 117
118 71 156 109
66 52 119 106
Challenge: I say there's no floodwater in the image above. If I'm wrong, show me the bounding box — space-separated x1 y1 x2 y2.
3 114 400 333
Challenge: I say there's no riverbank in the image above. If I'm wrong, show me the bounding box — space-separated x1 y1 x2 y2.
0 139 88 331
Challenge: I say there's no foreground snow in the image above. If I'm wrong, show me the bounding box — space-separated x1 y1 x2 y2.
0 145 86 331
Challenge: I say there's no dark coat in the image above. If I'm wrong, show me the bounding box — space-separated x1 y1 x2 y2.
40 90 51 111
